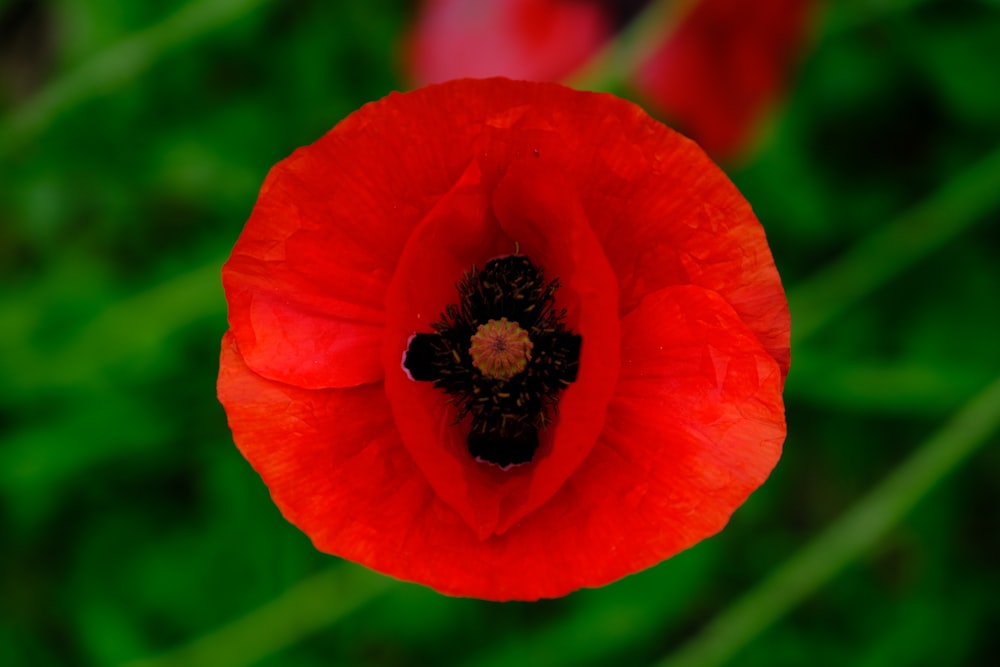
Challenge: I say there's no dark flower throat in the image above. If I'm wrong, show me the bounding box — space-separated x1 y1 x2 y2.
403 256 582 467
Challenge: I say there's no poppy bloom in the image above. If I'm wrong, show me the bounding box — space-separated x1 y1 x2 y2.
218 78 789 601
406 0 815 159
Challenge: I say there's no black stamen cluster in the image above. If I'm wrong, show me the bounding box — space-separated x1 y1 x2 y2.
404 255 582 467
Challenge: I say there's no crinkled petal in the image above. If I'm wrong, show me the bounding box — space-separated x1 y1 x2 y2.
469 283 786 598
223 80 541 389
218 332 442 571
222 165 390 388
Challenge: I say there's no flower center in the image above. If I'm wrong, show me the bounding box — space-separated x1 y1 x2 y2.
469 317 533 380
402 255 582 468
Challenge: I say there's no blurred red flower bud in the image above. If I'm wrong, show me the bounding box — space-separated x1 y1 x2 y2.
406 0 815 160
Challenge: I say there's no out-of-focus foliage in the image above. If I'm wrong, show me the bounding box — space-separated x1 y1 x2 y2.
2 1 999 666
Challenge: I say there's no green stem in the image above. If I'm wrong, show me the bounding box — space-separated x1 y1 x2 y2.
117 564 392 667
2 253 229 394
655 374 1000 667
785 352 990 416
823 0 934 38
567 0 700 92
788 144 1000 345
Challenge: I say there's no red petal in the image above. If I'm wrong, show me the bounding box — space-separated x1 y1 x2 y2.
597 167 792 377
636 0 815 159
381 157 512 538
223 81 535 388
218 332 443 573
407 0 610 84
381 152 619 538
477 283 785 598
489 156 620 534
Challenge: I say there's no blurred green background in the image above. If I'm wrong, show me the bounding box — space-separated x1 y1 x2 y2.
2 1 1000 666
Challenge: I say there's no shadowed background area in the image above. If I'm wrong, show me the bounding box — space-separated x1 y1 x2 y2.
2 1 1000 666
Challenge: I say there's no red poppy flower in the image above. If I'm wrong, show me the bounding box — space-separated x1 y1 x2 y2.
218 78 789 601
405 0 814 160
